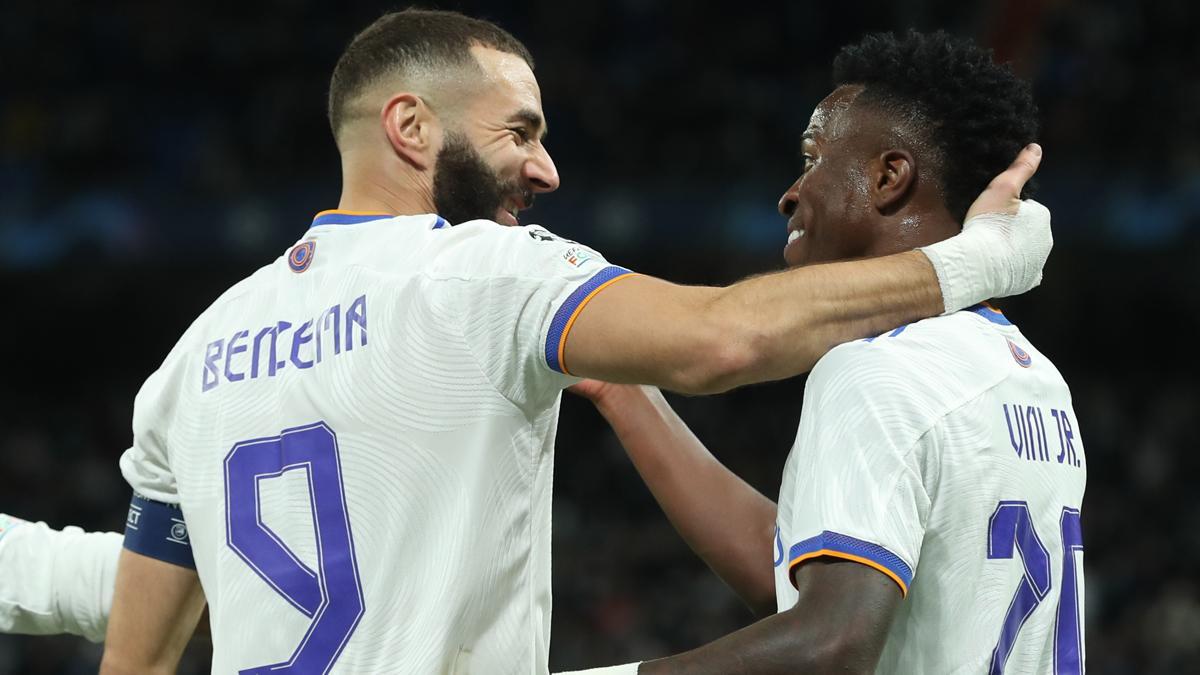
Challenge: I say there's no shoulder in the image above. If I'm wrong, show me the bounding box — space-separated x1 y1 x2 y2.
169 263 276 353
805 311 1014 428
423 220 615 281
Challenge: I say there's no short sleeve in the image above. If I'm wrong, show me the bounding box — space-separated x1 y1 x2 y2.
118 352 187 505
778 342 937 597
432 223 637 409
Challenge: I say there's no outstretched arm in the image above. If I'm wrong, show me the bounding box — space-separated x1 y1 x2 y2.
572 382 778 616
564 145 1046 394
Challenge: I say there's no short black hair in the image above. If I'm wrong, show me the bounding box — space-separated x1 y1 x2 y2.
833 30 1038 222
328 8 534 139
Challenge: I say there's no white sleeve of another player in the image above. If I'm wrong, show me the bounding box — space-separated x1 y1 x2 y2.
0 515 122 642
434 223 637 408
778 341 938 597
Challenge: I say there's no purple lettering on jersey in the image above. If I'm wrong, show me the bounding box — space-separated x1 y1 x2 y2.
345 295 367 352
251 325 275 379
1037 408 1052 461
203 339 224 392
1051 409 1066 464
1025 406 1050 462
1060 410 1081 468
316 305 341 363
1003 404 1080 469
225 330 249 382
201 296 368 392
1023 407 1039 462
290 320 314 369
271 321 292 376
1003 404 1025 458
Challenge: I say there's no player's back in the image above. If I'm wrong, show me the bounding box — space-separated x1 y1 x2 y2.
775 306 1087 674
121 211 597 673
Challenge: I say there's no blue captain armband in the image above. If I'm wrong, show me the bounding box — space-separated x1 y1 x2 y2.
123 492 195 569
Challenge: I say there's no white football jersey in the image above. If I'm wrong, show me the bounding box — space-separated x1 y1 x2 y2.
119 211 635 674
774 305 1087 675
0 514 121 642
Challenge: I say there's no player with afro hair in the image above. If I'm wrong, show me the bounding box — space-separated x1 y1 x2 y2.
833 30 1040 222
564 30 1060 675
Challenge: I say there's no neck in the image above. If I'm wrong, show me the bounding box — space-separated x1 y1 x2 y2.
336 152 436 216
868 205 958 258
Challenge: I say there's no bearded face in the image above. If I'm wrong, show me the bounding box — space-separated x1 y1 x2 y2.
432 131 534 226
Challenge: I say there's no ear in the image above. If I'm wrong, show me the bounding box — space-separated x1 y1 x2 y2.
381 93 439 171
869 149 916 213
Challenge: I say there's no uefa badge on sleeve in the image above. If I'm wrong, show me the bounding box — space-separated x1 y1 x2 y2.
289 240 316 273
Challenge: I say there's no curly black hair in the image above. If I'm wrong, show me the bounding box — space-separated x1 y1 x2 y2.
832 30 1039 222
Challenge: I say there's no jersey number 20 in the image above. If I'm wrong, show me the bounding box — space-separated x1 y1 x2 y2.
987 500 1084 675
224 422 365 674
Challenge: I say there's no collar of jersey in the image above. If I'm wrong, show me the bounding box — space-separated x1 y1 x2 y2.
967 302 1013 326
311 210 393 227
310 210 449 229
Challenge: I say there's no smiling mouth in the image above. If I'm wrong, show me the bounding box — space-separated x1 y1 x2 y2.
496 202 523 226
787 229 806 243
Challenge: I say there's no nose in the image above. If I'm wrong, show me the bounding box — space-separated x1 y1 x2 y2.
778 179 800 217
525 144 561 193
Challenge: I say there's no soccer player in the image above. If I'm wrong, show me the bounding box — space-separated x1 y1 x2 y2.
566 32 1085 674
14 11 1050 674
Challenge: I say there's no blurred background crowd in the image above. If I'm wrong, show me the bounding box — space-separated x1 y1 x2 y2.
2 0 1197 672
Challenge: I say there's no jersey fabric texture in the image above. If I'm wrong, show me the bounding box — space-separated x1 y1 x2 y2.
774 306 1087 674
0 514 122 642
119 212 634 674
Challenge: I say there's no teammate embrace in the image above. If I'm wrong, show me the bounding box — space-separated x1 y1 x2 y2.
1 10 1073 675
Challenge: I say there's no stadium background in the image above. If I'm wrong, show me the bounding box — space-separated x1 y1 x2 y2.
2 0 1197 672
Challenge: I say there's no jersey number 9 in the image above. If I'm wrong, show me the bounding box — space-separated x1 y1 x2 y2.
224 422 366 674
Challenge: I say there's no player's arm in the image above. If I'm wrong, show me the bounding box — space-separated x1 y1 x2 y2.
571 381 778 616
100 547 205 675
558 561 900 675
103 353 206 673
0 515 123 642
562 342 936 675
641 559 900 674
564 145 1048 394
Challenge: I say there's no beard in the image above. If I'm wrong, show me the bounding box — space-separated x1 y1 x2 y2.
432 131 532 226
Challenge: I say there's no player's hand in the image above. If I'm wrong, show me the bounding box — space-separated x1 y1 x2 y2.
567 379 618 406
567 380 648 419
964 143 1042 220
920 144 1053 312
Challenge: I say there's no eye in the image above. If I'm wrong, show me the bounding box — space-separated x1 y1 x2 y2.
510 127 531 144
801 154 816 174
